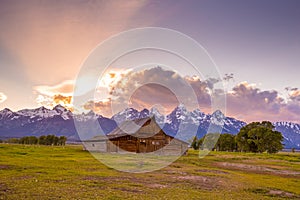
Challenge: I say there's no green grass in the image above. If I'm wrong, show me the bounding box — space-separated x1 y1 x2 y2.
0 144 299 199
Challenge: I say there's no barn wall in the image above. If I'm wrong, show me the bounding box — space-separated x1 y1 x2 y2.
84 119 189 155
108 135 138 153
107 129 188 155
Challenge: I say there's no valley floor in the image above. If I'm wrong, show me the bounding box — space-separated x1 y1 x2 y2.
0 144 299 200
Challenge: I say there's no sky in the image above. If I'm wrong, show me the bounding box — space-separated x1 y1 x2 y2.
0 0 299 123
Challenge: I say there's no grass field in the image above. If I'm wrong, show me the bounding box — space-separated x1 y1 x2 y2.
0 144 299 200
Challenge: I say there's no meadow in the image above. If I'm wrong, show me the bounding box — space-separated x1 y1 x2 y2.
0 144 299 200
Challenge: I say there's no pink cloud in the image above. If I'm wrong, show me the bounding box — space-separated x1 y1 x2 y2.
226 82 300 123
82 67 299 123
83 99 112 117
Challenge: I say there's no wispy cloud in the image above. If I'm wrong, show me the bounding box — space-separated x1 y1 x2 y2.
0 92 7 103
34 80 74 109
34 80 74 96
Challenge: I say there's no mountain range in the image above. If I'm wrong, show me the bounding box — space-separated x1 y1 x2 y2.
0 104 299 148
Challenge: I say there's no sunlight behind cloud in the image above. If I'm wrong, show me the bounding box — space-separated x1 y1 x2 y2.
33 81 74 110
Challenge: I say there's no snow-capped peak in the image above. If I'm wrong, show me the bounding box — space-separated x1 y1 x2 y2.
140 108 150 118
0 108 13 114
212 110 224 117
13 105 72 120
0 108 15 119
16 106 53 118
177 103 185 109
52 105 72 120
173 104 189 117
150 107 162 116
149 107 165 124
112 107 140 124
211 110 225 126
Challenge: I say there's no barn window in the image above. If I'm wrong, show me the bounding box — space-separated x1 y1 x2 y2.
140 139 146 144
92 143 95 147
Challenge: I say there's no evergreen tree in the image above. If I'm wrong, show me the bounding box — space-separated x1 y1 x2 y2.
191 136 199 150
58 136 67 146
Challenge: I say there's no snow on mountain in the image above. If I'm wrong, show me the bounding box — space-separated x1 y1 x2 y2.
0 104 299 148
149 107 165 125
110 105 299 147
112 108 140 124
165 104 191 129
15 105 73 120
168 104 190 121
139 108 150 118
273 122 300 148
0 108 16 119
0 105 115 141
53 105 73 120
74 110 102 122
190 108 207 124
17 106 51 117
73 110 117 140
211 110 225 126
163 105 245 141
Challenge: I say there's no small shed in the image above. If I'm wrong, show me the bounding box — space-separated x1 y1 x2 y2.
83 117 188 155
82 135 107 152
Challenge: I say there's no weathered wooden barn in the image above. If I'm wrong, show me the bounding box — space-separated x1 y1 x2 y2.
83 117 188 155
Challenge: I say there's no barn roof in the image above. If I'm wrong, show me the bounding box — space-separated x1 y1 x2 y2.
107 117 157 139
83 117 154 141
83 135 107 142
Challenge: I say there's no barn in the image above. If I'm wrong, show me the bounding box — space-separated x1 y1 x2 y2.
83 117 188 155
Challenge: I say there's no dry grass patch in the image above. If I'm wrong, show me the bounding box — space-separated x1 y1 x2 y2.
216 162 300 176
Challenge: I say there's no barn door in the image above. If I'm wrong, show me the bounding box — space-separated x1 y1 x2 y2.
138 140 147 153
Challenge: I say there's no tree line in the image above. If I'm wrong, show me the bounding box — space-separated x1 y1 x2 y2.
1 135 67 146
191 121 284 154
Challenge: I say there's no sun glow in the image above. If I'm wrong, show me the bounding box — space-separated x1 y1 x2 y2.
98 70 124 88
